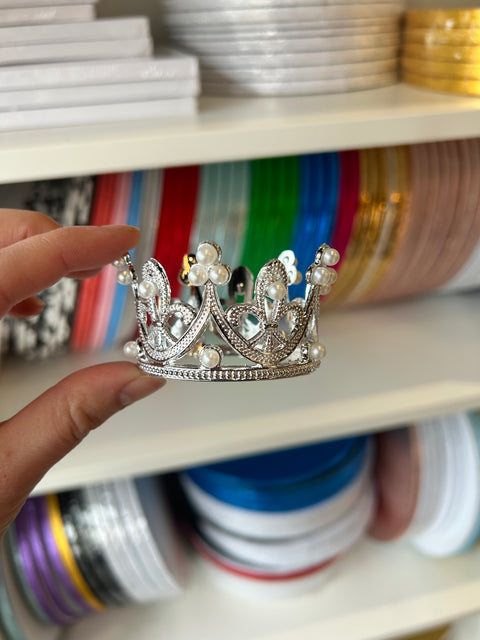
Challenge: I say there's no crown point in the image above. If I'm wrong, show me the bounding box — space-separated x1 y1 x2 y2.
188 263 209 286
138 280 159 299
123 340 138 359
323 248 340 267
117 269 133 285
196 242 219 267
309 342 326 362
209 263 230 286
199 345 221 369
266 280 287 300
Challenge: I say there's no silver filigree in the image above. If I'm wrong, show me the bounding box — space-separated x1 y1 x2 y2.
114 242 339 382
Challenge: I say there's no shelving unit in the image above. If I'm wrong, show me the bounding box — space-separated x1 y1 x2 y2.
2 1 480 629
2 294 479 496
62 541 480 640
1 84 480 184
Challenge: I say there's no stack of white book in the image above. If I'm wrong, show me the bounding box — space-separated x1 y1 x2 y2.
0 0 199 130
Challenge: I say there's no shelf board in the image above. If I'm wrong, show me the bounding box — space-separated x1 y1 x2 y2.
62 540 480 640
1 294 479 495
1 83 480 184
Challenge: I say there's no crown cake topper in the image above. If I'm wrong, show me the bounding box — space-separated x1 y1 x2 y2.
112 242 339 382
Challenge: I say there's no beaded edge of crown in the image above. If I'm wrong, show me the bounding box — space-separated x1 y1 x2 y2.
113 242 339 382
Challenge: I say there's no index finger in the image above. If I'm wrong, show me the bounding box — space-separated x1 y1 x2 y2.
0 224 139 317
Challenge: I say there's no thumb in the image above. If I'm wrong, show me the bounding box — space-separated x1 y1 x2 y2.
0 362 164 536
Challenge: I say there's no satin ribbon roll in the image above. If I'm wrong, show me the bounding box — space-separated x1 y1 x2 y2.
181 447 372 539
174 24 401 40
241 158 274 275
369 427 420 541
204 71 398 96
192 533 337 600
402 140 460 298
104 171 144 348
352 145 410 303
70 174 117 351
405 27 480 47
327 147 384 305
115 169 163 345
14 503 75 625
45 495 104 612
220 161 251 271
18 499 83 620
199 46 400 68
403 56 480 80
330 150 360 270
406 8 480 30
403 69 480 95
403 42 480 64
202 59 398 83
428 140 480 292
154 166 199 299
197 483 374 572
89 172 132 351
35 497 93 616
170 17 402 36
109 478 185 598
165 5 404 26
410 414 480 557
290 153 325 300
4 524 52 624
191 530 336 580
0 540 61 640
176 34 401 57
186 437 368 512
57 491 129 608
163 0 405 10
442 142 480 292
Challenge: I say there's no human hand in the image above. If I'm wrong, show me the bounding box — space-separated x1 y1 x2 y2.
0 209 165 539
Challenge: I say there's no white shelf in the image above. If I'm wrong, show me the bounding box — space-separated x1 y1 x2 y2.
1 294 479 495
1 84 480 184
62 540 480 640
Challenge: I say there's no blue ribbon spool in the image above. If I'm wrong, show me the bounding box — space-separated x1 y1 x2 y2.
186 437 369 512
104 171 144 348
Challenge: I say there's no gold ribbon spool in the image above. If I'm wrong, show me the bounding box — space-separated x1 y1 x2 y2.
405 27 480 47
46 494 105 611
406 8 480 29
354 145 411 303
402 68 480 95
403 42 480 64
403 56 480 80
327 147 385 306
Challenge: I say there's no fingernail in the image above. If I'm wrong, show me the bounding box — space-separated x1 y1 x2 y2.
100 224 140 233
31 297 46 313
118 373 165 407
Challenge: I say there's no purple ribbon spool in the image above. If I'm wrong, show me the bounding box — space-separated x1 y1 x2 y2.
34 497 94 616
15 501 76 626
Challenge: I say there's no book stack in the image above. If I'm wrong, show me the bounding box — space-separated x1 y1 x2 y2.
0 0 199 130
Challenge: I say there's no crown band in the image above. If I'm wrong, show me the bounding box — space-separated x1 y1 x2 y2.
113 241 339 382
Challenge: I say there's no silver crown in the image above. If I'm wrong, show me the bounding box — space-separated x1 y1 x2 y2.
113 241 339 382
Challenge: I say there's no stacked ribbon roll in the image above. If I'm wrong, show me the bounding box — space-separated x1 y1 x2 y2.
180 436 374 597
0 477 186 637
3 139 480 362
159 0 404 96
402 9 480 95
370 411 480 557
